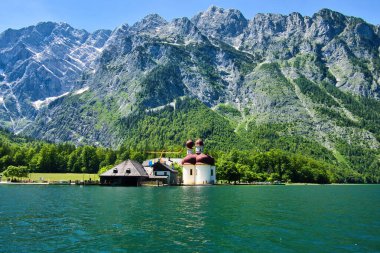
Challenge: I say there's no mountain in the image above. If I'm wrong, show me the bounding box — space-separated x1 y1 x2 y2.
0 7 379 178
0 22 111 132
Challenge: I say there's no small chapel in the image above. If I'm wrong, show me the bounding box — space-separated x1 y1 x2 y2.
181 139 216 185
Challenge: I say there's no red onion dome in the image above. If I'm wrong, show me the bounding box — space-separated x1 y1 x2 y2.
181 154 197 165
196 153 215 165
195 139 204 146
186 139 194 149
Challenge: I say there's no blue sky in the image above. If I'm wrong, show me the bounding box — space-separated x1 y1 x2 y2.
1 0 379 32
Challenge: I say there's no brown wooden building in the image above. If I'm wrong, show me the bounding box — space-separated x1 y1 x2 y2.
100 160 149 186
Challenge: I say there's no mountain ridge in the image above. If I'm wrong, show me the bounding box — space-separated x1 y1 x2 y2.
0 21 111 132
0 7 379 177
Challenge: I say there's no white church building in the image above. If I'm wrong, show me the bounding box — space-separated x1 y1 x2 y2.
181 139 216 185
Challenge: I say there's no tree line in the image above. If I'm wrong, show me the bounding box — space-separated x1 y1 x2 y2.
213 149 379 184
1 136 378 183
0 138 147 175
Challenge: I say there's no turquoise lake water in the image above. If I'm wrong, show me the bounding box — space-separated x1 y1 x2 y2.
0 185 379 252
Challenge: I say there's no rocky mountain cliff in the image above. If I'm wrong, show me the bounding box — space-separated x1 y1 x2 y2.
0 22 111 131
1 6 379 173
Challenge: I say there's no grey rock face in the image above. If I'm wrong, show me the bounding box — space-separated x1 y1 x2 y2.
0 22 111 131
191 5 248 45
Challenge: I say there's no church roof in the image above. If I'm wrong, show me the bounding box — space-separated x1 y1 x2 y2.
196 153 215 165
182 154 197 165
181 153 215 165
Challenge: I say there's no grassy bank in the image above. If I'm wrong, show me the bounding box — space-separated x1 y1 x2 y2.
1 173 99 182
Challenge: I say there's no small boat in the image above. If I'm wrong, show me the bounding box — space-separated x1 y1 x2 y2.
272 181 285 185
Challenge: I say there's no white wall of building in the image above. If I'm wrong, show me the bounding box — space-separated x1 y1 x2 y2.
182 164 195 185
195 164 216 184
182 164 216 185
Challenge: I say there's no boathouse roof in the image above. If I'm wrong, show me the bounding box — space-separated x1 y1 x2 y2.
100 160 149 177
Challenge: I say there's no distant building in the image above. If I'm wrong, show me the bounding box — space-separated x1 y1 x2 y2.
100 160 149 186
181 139 216 185
151 162 178 185
143 158 179 185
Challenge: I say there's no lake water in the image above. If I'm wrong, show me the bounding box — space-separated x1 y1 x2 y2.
0 185 379 252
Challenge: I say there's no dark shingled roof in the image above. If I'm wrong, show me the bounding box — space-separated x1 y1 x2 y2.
153 162 178 173
100 160 149 177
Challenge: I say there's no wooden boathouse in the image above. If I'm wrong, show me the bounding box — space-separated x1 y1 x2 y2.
100 160 149 186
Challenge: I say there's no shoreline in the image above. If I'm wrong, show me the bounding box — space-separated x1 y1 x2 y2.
1 181 378 186
0 181 49 185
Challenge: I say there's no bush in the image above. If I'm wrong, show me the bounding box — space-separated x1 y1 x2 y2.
3 165 29 179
